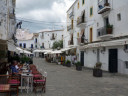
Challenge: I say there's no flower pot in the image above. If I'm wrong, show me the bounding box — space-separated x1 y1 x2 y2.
93 69 102 77
107 28 112 34
76 66 82 71
67 62 71 67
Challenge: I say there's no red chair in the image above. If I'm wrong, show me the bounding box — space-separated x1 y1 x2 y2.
33 71 47 93
8 75 20 96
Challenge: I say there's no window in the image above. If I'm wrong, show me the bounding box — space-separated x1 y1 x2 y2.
82 0 85 5
35 38 37 43
125 61 128 69
90 7 93 17
78 2 79 9
72 19 74 29
42 33 44 38
77 32 79 38
42 43 44 48
90 27 93 43
0 22 1 26
117 13 121 21
23 43 26 48
35 45 37 48
31 44 33 48
19 43 22 47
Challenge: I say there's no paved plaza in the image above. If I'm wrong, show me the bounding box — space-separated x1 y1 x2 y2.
15 58 128 96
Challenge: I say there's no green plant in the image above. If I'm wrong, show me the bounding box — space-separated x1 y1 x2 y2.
20 56 31 64
66 60 71 64
52 40 63 49
94 62 102 69
106 24 113 28
75 61 81 67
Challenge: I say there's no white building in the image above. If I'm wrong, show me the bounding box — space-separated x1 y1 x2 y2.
16 29 34 51
0 0 16 65
38 30 64 49
66 0 128 74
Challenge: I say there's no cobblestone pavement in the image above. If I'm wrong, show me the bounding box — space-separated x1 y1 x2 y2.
15 58 128 96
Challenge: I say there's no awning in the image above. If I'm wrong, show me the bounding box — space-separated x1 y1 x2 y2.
33 49 50 53
51 50 62 54
81 39 128 49
20 50 32 54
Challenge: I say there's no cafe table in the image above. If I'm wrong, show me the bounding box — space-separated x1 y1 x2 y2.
21 73 33 93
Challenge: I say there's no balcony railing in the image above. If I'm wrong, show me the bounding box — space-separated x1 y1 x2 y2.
98 0 111 14
97 26 113 37
77 16 86 26
69 11 74 18
67 25 72 31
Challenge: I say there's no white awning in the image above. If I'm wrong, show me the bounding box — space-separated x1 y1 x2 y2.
51 50 62 54
81 39 128 49
33 50 41 53
20 50 32 54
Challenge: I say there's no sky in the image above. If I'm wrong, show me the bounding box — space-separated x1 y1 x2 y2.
16 0 75 33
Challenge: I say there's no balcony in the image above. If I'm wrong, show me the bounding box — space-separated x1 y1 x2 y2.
98 0 111 14
67 25 73 32
77 16 86 28
97 26 113 39
77 37 85 45
69 11 74 19
68 40 73 45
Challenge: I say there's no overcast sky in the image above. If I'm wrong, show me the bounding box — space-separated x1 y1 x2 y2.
16 0 75 33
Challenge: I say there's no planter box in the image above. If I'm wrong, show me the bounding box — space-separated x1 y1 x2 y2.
76 66 82 71
93 69 102 77
66 63 71 67
107 28 113 34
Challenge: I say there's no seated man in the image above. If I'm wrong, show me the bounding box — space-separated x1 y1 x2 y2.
10 61 21 74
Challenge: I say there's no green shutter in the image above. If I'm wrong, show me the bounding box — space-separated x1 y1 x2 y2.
82 0 84 5
90 7 93 16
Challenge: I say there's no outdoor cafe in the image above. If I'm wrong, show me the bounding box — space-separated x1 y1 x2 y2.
0 61 47 96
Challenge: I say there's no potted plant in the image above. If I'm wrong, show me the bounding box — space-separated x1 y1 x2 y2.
93 62 102 77
75 61 82 71
66 60 71 67
106 24 113 34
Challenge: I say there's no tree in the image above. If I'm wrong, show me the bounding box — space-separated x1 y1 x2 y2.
52 40 63 49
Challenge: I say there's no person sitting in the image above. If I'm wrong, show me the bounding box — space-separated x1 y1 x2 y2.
10 61 21 75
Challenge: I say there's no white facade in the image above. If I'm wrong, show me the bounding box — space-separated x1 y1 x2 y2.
38 30 64 49
16 29 34 50
65 0 128 74
0 0 16 40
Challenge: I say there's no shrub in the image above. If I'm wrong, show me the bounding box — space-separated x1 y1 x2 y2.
75 61 81 67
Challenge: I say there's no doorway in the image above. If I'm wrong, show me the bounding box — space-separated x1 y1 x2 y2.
109 49 118 73
80 51 84 66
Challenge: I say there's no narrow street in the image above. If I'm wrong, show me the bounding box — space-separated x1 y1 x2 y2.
19 58 128 96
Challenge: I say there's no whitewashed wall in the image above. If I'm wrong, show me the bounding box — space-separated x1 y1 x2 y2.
38 30 64 49
17 39 34 49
